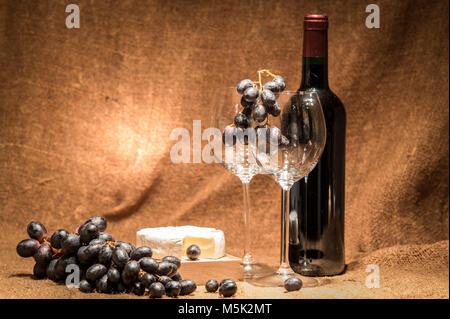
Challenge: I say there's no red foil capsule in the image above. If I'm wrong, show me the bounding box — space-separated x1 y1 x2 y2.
303 14 328 58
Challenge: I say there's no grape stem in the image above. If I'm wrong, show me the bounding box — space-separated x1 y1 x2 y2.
253 69 279 92
101 240 117 249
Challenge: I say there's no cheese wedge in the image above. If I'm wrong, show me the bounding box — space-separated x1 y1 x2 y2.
136 226 225 259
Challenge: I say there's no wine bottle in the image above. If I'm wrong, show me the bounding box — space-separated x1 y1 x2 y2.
288 15 346 276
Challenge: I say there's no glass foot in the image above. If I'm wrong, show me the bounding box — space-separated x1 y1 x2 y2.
291 261 323 277
242 263 275 279
248 266 319 287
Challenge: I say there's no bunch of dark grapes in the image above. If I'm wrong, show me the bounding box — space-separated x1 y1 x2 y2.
223 74 289 149
16 218 197 298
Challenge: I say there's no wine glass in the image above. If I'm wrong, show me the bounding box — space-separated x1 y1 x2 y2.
210 88 274 279
248 90 326 287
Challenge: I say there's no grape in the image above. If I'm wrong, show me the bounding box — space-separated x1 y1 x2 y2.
261 89 276 107
86 264 108 281
107 267 121 284
79 279 94 293
240 96 255 108
284 277 303 291
222 125 237 147
96 274 112 293
243 86 259 102
33 243 53 264
148 282 165 298
220 278 235 286
180 280 196 296
112 247 129 268
78 244 100 265
98 232 114 242
158 275 172 287
16 239 40 257
86 216 107 232
273 76 286 92
27 221 47 242
165 280 181 297
76 248 91 264
123 260 140 279
205 279 219 292
162 256 181 269
116 281 128 293
114 241 133 255
54 255 77 280
167 263 178 277
186 244 201 260
156 261 173 276
219 280 237 297
237 79 254 94
132 281 145 296
49 229 69 249
268 101 281 117
46 259 58 280
89 238 105 246
253 104 267 123
53 260 66 281
98 244 114 265
79 222 99 245
263 81 280 93
234 113 250 129
79 267 87 280
139 257 159 274
130 246 152 261
86 243 102 260
77 246 91 265
139 273 157 288
61 234 80 254
170 272 182 281
242 106 253 117
33 263 48 279
121 272 135 286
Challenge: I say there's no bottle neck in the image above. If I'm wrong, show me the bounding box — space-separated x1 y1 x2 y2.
300 29 329 90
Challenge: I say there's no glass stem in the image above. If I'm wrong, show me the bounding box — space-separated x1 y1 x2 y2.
303 175 308 265
242 182 254 265
278 187 294 277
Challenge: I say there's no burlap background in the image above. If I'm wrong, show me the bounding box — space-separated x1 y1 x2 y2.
0 0 448 298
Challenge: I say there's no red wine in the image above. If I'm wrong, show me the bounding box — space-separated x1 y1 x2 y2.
288 15 346 276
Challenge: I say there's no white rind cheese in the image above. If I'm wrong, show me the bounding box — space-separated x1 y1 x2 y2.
136 226 225 259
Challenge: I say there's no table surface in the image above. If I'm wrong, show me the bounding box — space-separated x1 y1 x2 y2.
1 241 448 299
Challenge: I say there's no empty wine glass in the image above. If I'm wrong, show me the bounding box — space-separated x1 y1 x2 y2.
248 90 326 287
210 88 273 279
